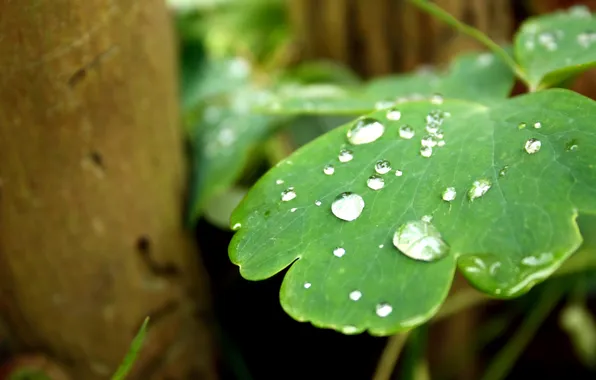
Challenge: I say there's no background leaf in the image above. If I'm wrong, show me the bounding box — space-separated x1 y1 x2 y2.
111 318 149 380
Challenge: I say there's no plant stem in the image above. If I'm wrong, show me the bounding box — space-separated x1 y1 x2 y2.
373 332 410 380
408 0 528 84
481 286 564 380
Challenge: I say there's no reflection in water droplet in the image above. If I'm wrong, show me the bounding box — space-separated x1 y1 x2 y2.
566 139 579 152
333 247 346 258
338 149 354 163
291 208 297 212
399 125 415 140
376 303 393 317
331 192 365 221
375 160 392 174
421 135 438 148
367 175 385 190
276 179 284 185
431 93 444 105
524 138 542 154
395 169 403 177
499 166 509 177
420 146 433 158
442 187 457 202
347 117 385 145
393 220 449 262
468 179 492 201
349 290 362 301
232 223 242 231
386 108 402 121
533 122 542 129
304 282 312 289
323 164 335 175
281 187 297 202
518 122 527 130
315 200 322 206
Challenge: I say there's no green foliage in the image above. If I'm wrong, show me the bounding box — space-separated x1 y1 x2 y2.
8 370 51 380
111 318 149 380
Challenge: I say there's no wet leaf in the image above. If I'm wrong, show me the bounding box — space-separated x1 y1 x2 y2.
515 6 596 90
229 89 596 335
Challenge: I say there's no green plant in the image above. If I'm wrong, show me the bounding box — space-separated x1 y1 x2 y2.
111 318 149 380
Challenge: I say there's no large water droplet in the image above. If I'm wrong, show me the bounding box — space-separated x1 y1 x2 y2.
281 187 297 202
374 160 392 174
331 192 365 221
468 179 492 201
347 117 385 145
420 146 433 158
333 247 346 258
399 125 415 140
367 175 385 190
442 187 457 202
393 220 449 262
349 290 362 301
386 108 402 121
338 149 354 163
524 138 542 154
376 303 393 317
323 164 335 175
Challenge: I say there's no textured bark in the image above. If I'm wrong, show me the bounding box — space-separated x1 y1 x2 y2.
0 1 216 379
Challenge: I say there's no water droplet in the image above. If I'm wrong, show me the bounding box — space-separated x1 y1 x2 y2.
538 32 558 51
442 187 457 202
367 175 385 190
426 110 446 126
395 169 403 177
421 135 438 148
291 208 298 212
386 108 402 121
524 138 542 154
315 200 322 206
518 122 527 130
420 146 433 158
569 5 591 18
499 165 509 177
374 160 392 174
232 223 242 230
566 139 579 152
399 125 415 139
521 252 553 267
341 325 359 334
349 290 362 301
323 164 335 175
333 247 346 258
376 303 393 317
468 179 492 201
437 140 446 147
421 215 433 223
347 117 385 145
375 100 395 110
577 30 596 48
276 179 284 185
281 187 297 202
393 220 448 262
331 192 365 221
533 122 542 129
304 282 312 289
379 244 384 248
477 53 494 66
338 149 354 163
430 93 444 105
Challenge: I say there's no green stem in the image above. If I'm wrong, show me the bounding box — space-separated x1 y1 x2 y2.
481 286 564 380
373 332 410 380
409 0 528 84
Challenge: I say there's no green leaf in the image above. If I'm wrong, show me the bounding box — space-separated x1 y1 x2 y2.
259 51 515 116
111 317 149 380
229 89 596 335
515 6 596 90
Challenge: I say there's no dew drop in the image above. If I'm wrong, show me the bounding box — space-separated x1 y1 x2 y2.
375 100 395 110
442 187 457 202
468 179 492 201
421 135 438 148
333 247 346 258
566 139 579 152
477 53 494 66
291 208 298 212
338 149 354 163
304 282 312 289
331 192 365 221
347 117 385 145
430 93 444 105
323 164 335 175
421 215 433 223
386 108 402 121
281 187 297 202
395 169 403 177
232 223 242 231
538 32 558 51
379 244 384 248
399 125 415 139
393 220 449 262
341 325 359 334
437 140 446 147
367 175 385 190
315 200 322 206
420 146 433 158
577 30 596 48
499 165 509 177
518 122 527 130
376 303 393 317
374 160 392 174
524 138 542 154
349 290 362 301
276 179 284 185
521 252 553 267
533 122 542 129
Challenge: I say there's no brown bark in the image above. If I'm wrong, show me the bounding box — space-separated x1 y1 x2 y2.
0 1 216 379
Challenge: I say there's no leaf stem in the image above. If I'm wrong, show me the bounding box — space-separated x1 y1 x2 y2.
408 0 528 84
373 332 410 380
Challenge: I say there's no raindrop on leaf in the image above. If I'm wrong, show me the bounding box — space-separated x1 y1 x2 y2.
393 220 449 262
347 117 385 145
331 192 365 221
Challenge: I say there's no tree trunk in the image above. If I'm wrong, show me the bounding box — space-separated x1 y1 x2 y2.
0 1 216 379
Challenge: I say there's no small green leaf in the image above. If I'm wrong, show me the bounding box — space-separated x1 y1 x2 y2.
229 89 596 335
111 317 149 380
515 6 596 90
258 51 515 116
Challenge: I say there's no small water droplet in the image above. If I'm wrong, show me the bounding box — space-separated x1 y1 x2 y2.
420 146 433 158
521 252 553 267
468 179 492 201
395 169 403 177
374 160 392 174
315 200 322 206
376 303 393 317
538 32 558 51
338 149 354 163
379 244 384 248
349 290 362 301
304 282 312 289
566 139 579 152
421 135 438 148
421 215 433 223
393 220 449 262
499 165 509 177
367 175 385 190
577 30 596 48
333 247 346 258
281 187 297 202
276 179 284 185
524 138 542 154
375 100 395 110
442 187 457 202
331 192 365 221
323 164 335 175
399 125 415 139
341 325 359 334
437 140 446 147
533 122 542 129
518 122 527 130
426 110 446 127
386 108 402 121
232 223 242 230
477 53 494 66
347 117 385 145
291 208 298 212
430 93 444 105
